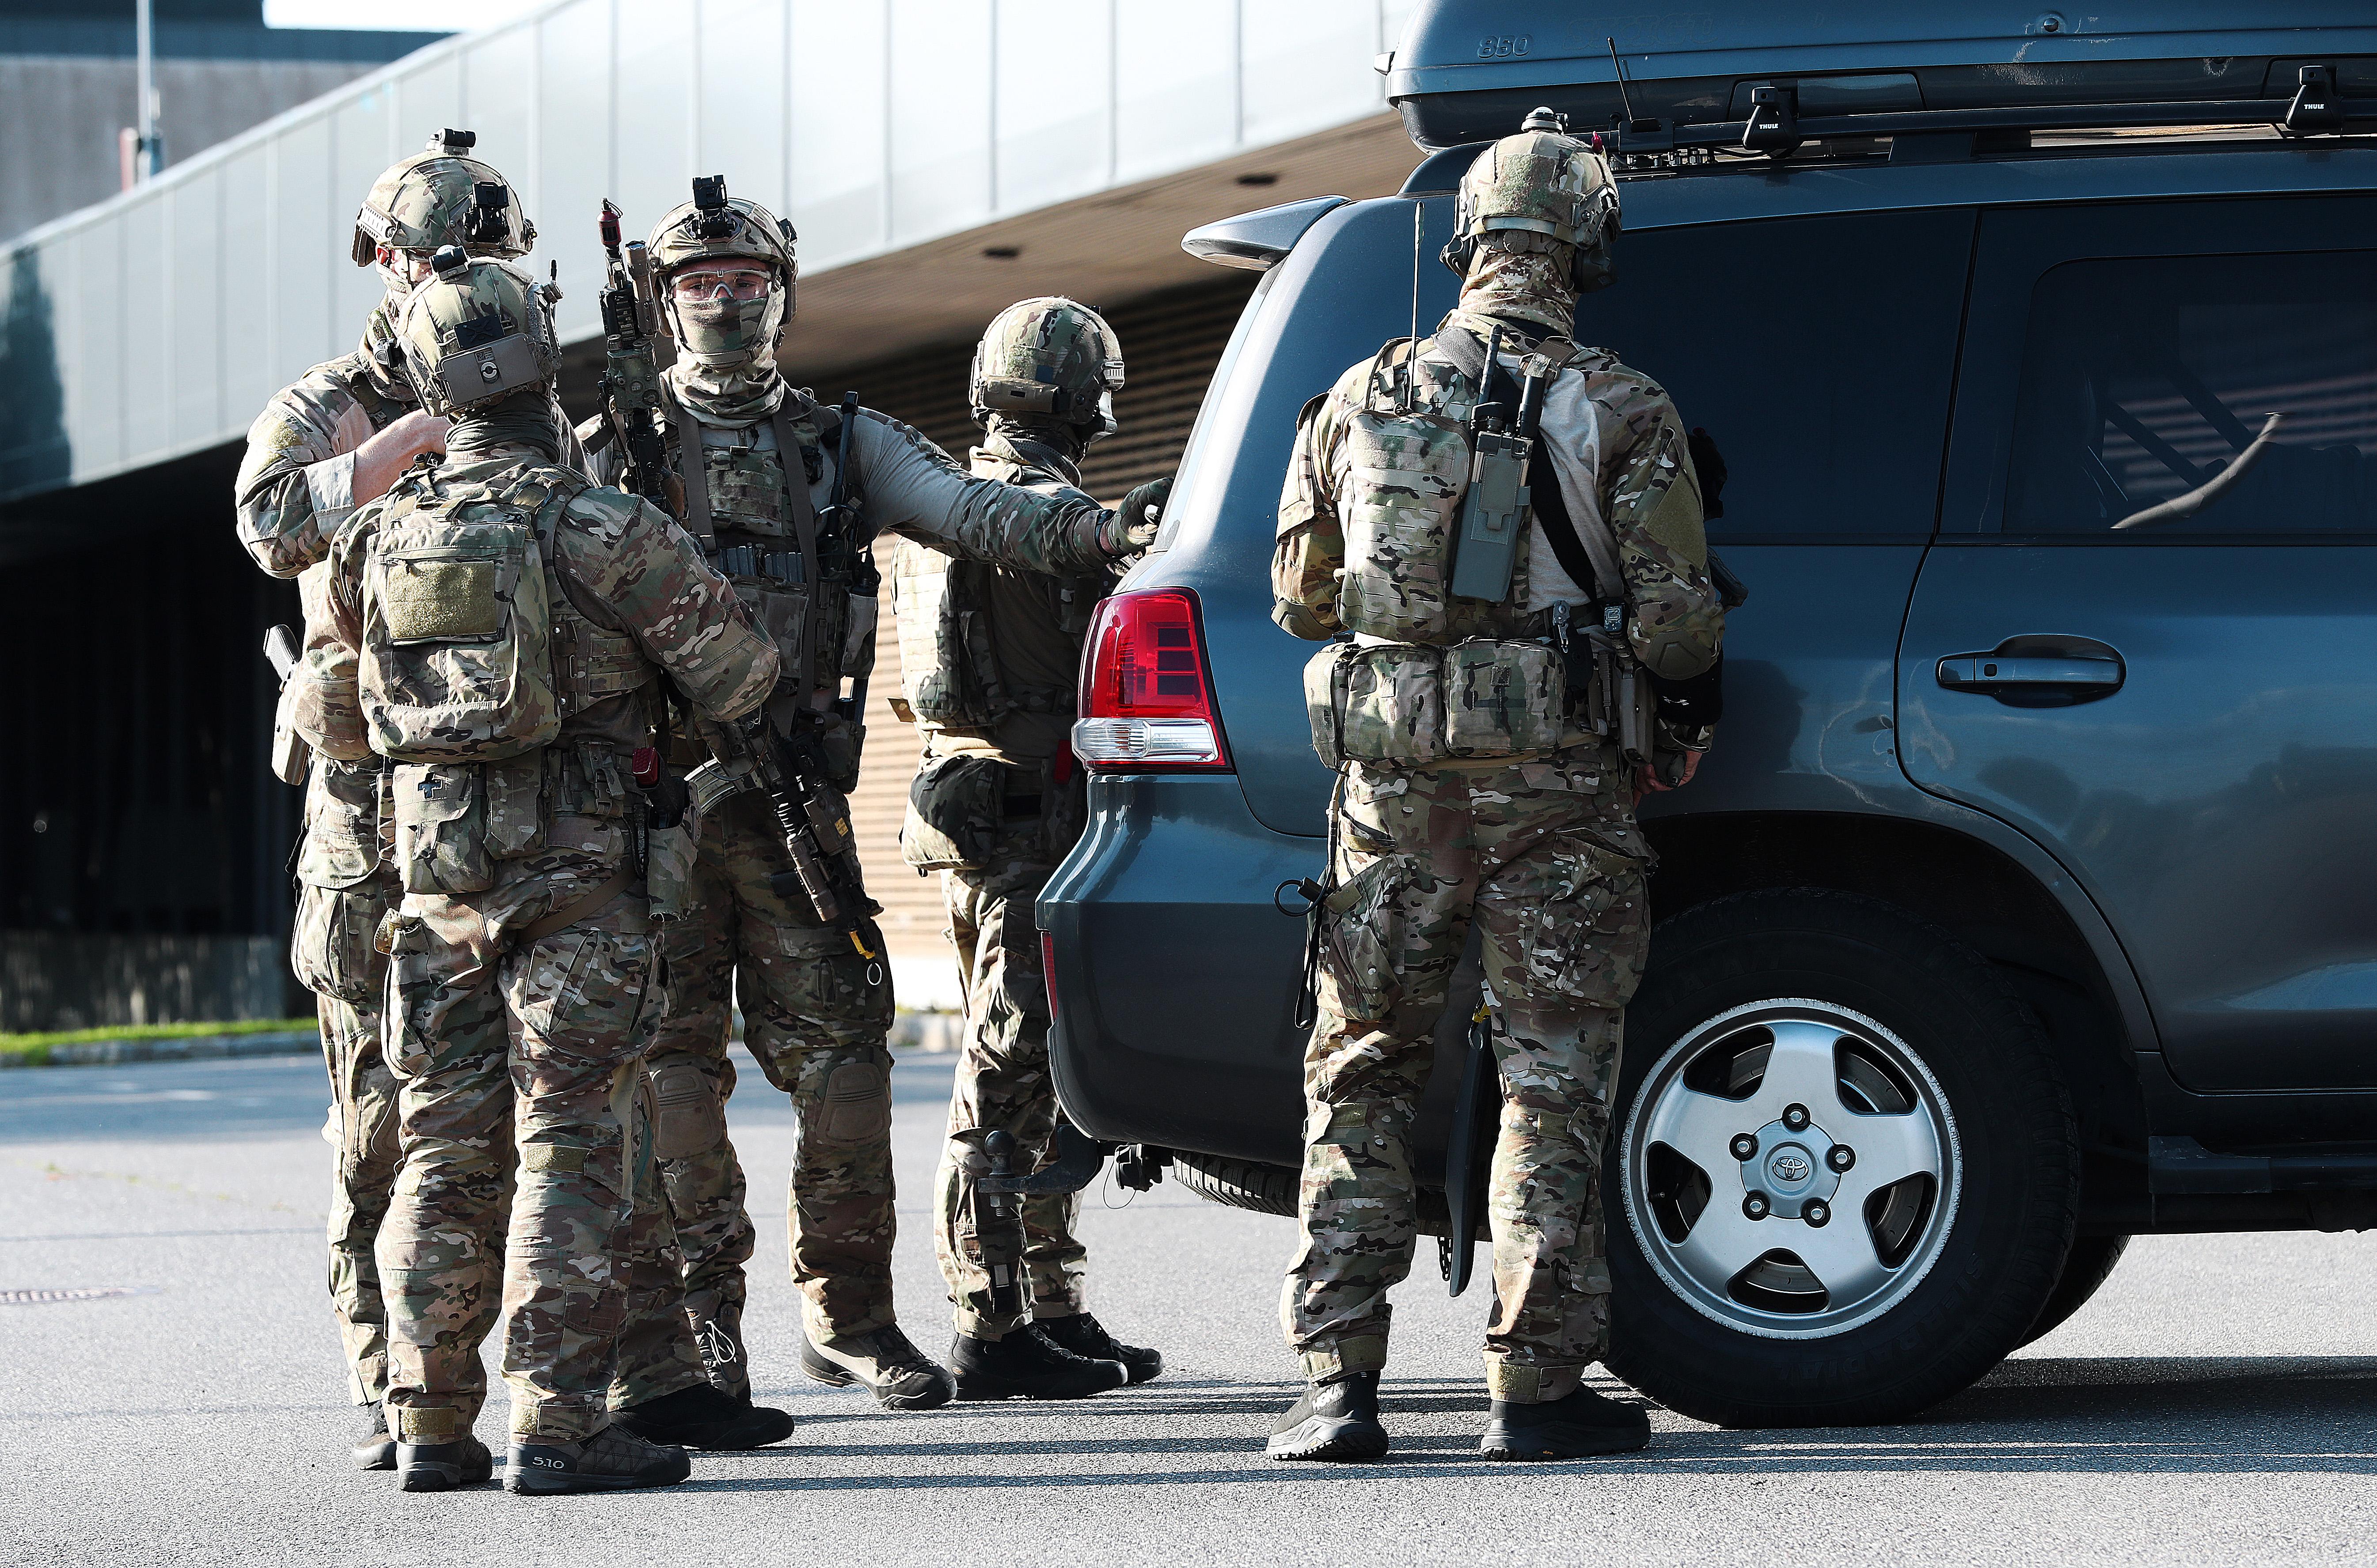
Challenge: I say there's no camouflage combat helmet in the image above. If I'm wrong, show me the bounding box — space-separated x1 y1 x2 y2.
969 296 1125 442
1442 107 1621 292
349 128 535 269
390 248 564 417
646 176 799 365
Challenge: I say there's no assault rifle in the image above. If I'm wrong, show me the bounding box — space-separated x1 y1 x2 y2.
595 199 669 505
737 709 883 965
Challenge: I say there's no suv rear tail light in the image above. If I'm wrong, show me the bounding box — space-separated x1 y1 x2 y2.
1072 587 1232 770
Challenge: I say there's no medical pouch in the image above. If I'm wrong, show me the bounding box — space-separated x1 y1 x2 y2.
1443 640 1565 758
393 761 493 895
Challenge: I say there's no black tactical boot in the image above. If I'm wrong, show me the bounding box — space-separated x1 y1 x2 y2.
1034 1311 1164 1386
1480 1384 1651 1460
948 1325 1128 1401
1267 1371 1389 1462
611 1381 794 1450
395 1435 494 1492
353 1401 396 1471
505 1425 691 1495
801 1325 957 1411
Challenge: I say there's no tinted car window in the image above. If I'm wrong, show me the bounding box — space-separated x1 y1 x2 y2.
1571 207 1973 542
2006 250 2377 535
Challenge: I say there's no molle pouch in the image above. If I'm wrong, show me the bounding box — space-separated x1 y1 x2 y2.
1619 666 1656 765
645 794 703 924
296 766 383 889
291 881 388 1005
1335 410 1469 643
482 752 548 860
900 753 1004 871
820 714 864 795
358 497 558 763
737 579 812 693
706 444 792 534
1302 645 1349 771
1333 644 1446 767
841 591 879 687
392 761 494 895
1443 640 1565 758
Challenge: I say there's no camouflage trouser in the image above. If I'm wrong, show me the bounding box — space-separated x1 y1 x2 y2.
1282 746 1650 1405
292 875 401 1409
640 790 899 1393
319 990 400 1406
377 883 708 1443
930 793 1089 1340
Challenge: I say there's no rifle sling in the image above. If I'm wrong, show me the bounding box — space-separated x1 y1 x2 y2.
772 403 822 701
670 406 715 553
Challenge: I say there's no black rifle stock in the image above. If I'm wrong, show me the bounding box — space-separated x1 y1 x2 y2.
741 712 882 964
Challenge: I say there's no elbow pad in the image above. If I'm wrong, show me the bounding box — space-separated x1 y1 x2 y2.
1648 651 1723 729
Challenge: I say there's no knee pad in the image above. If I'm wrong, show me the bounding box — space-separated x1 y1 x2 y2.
647 1056 725 1162
813 1060 891 1148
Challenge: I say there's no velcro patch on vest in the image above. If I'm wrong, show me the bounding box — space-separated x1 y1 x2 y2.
381 558 501 643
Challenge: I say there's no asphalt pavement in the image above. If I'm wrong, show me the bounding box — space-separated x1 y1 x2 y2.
2 1048 2372 1566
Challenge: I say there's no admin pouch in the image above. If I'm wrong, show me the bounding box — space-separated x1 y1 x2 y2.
357 468 574 764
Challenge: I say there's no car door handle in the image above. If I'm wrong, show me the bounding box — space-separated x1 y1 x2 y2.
1936 655 2124 692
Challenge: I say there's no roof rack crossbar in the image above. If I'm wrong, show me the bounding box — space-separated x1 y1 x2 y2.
1623 96 2377 155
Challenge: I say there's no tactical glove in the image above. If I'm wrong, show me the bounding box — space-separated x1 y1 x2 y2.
1102 474 1172 557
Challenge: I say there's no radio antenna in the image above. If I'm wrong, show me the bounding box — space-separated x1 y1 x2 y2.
1606 37 1639 126
1405 198 1423 413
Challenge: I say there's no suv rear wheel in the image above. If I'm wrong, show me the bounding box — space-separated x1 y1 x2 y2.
1606 889 2079 1427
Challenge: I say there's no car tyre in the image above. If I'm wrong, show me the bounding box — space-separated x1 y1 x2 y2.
1605 889 2079 1428
2017 1233 2130 1347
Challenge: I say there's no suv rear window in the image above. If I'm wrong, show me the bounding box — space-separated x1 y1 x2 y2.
2006 250 2377 535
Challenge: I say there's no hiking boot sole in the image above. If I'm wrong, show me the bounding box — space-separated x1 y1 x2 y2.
1267 1414 1390 1462
953 1362 1128 1402
1480 1426 1649 1461
395 1449 492 1491
622 1409 794 1451
503 1457 691 1495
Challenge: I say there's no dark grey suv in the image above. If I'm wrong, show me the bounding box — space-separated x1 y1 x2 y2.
1040 6 2377 1426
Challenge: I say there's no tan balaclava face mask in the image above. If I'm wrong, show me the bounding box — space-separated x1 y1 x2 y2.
1457 231 1582 337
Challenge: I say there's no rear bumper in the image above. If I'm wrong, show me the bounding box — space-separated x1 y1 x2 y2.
1038 772 1317 1166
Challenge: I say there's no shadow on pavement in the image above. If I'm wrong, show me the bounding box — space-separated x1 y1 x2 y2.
675 1357 2377 1490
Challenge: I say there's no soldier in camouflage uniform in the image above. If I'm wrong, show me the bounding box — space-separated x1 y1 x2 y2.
232 129 534 1471
596 186 1166 1413
299 250 784 1495
1266 111 1726 1462
897 299 1163 1399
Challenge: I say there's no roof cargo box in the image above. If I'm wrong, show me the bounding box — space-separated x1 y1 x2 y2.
1386 1 2377 149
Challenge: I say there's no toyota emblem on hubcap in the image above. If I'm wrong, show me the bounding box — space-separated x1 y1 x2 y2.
1769 1150 1812 1185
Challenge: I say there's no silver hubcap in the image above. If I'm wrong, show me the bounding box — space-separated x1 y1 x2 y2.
1621 999 1961 1338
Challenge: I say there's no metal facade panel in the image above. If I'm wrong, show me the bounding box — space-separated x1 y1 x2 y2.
168 169 224 451
0 0 1400 504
